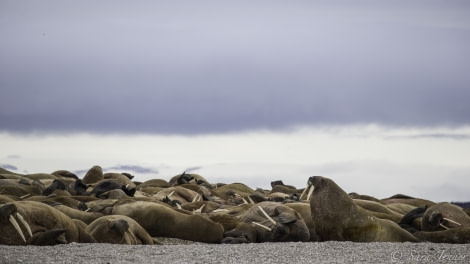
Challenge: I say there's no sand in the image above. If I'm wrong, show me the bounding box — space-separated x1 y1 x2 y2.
1 239 469 264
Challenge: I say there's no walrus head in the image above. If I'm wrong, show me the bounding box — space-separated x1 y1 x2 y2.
422 203 468 231
0 203 33 243
73 179 88 195
271 180 284 188
42 179 67 196
109 219 130 236
308 176 357 220
121 173 134 180
177 172 194 185
428 211 444 230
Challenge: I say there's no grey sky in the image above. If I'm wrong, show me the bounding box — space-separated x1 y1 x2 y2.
1 1 470 134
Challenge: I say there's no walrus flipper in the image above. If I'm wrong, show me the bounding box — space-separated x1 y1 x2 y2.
399 205 427 233
275 207 298 224
33 229 68 245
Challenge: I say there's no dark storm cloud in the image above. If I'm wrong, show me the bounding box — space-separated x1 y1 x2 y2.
1 1 470 134
0 163 18 171
106 165 159 175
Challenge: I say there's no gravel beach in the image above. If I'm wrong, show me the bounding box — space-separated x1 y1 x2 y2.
1 240 469 264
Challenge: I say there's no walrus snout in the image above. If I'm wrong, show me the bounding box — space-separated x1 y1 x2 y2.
429 212 443 228
307 177 314 186
307 176 324 187
303 176 322 201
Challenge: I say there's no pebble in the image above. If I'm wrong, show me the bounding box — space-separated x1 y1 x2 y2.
1 241 469 264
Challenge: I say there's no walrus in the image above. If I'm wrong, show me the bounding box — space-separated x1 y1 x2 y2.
51 170 79 180
153 186 201 204
82 165 103 184
381 194 435 208
212 183 258 205
413 228 470 244
86 215 154 245
284 202 320 241
169 172 210 186
222 201 310 243
0 201 96 245
112 200 224 243
421 202 470 231
0 179 43 198
308 176 420 242
90 180 136 197
136 179 170 190
52 204 104 224
398 205 427 233
103 173 136 190
353 199 404 223
42 179 67 196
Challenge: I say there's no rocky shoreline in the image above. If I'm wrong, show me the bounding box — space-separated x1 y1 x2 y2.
1 241 469 264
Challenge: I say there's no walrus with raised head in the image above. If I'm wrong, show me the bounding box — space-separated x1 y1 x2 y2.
308 176 420 242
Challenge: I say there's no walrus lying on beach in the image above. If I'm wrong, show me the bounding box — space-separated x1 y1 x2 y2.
86 215 154 245
112 200 224 243
0 201 96 245
222 201 310 243
308 176 420 242
421 202 470 231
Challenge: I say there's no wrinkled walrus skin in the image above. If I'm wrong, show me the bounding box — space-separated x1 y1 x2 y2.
0 201 96 245
2 165 469 245
308 176 420 242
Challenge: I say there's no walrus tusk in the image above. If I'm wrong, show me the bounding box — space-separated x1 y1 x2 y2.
125 229 137 244
252 222 272 231
440 223 450 230
168 191 174 197
176 203 182 209
247 196 255 204
299 185 309 200
85 208 91 212
258 206 276 225
16 213 32 238
9 215 26 242
20 194 30 199
241 198 248 204
443 218 461 226
213 209 229 213
306 185 314 201
193 204 205 214
123 231 131 245
125 184 129 189
192 194 199 203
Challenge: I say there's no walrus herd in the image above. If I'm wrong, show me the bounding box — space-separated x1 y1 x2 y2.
1 166 469 245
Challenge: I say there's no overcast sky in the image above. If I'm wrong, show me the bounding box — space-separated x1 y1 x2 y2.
1 0 469 133
1 1 470 202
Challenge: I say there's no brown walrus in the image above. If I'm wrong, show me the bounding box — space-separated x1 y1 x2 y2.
421 202 470 231
86 215 154 245
413 228 470 244
0 201 96 245
112 200 224 243
308 176 420 242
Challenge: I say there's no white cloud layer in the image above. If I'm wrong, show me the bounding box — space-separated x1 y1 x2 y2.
2 125 469 202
